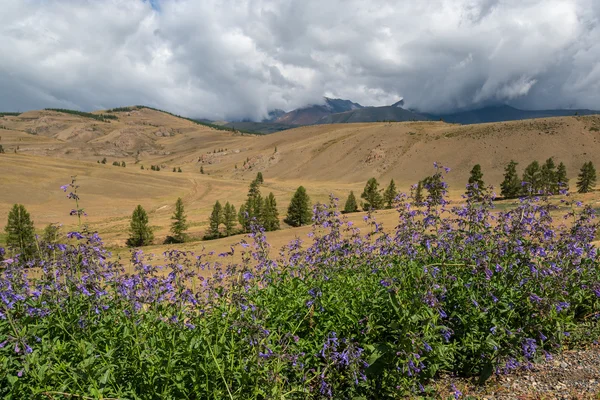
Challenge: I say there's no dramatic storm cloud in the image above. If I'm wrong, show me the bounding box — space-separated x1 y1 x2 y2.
1 0 599 119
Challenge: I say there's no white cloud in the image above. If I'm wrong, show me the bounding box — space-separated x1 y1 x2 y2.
0 0 598 119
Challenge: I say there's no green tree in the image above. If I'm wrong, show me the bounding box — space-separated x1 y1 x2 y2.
238 203 248 230
223 202 237 237
168 198 188 243
208 201 223 238
361 178 383 210
240 178 264 232
0 144 4 153
200 166 205 174
256 172 264 184
576 161 597 193
466 164 485 200
540 158 557 194
126 205 154 247
556 162 569 193
178 167 182 173
101 157 107 164
121 161 126 168
383 179 398 209
423 172 445 205
500 160 521 199
343 191 358 213
4 204 36 259
413 181 424 206
285 186 312 227
522 161 542 194
141 165 144 170
42 223 60 245
173 167 177 172
262 192 280 231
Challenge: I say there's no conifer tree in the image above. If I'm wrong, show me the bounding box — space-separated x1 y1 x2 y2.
343 191 358 213
0 144 4 153
256 172 264 184
383 179 398 209
42 223 60 245
285 186 312 227
522 161 542 194
173 167 177 172
262 192 280 231
4 204 35 259
223 202 237 237
540 158 557 194
200 166 205 174
126 205 154 247
208 201 223 238
556 162 569 193
576 161 597 193
121 161 126 167
413 181 424 206
361 178 384 210
500 160 520 199
240 178 264 232
141 165 144 170
178 167 182 173
238 203 248 230
423 172 445 205
169 197 188 243
101 157 107 164
466 164 485 200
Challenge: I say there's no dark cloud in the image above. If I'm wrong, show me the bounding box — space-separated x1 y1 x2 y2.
1 0 598 119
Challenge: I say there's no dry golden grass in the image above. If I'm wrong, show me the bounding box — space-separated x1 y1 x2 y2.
1 108 600 254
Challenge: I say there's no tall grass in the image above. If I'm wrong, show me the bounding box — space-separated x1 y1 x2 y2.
1 167 599 398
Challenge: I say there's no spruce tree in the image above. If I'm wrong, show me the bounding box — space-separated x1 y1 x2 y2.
223 202 237 237
466 164 485 200
121 161 126 167
413 180 424 206
208 201 223 238
4 204 36 259
126 205 154 247
556 162 569 193
383 179 398 209
256 172 264 184
0 144 4 153
42 223 60 245
101 157 107 164
285 186 312 227
576 161 597 193
169 197 188 243
423 172 445 205
173 167 177 172
500 160 520 199
178 167 182 173
238 203 248 230
343 191 358 213
361 178 384 210
262 192 280 231
241 178 263 232
522 161 542 194
540 158 557 194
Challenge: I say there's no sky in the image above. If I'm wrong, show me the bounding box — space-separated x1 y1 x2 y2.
1 0 599 120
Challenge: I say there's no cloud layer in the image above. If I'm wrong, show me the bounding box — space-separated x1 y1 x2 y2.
1 0 599 119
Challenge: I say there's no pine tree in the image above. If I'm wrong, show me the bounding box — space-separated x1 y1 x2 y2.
262 192 280 231
423 172 445 205
285 186 312 227
540 158 557 194
141 165 144 170
522 161 542 194
383 179 398 209
256 172 264 184
101 157 107 164
466 164 485 200
576 161 597 193
178 167 182 173
173 167 177 172
4 204 36 259
121 161 126 167
238 203 248 230
208 201 223 238
223 202 237 237
556 162 569 193
126 205 154 247
0 144 4 153
42 223 60 245
343 191 358 213
169 198 188 243
500 160 520 199
361 178 383 210
413 180 424 206
241 178 263 232
200 166 205 174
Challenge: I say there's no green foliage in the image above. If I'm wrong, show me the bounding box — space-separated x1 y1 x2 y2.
0 112 20 117
466 164 485 200
240 178 264 233
413 180 424 206
126 205 154 247
121 161 126 167
178 167 182 173
383 179 397 209
200 166 205 174
105 106 135 112
255 172 264 184
173 167 177 172
522 161 542 194
45 108 117 121
0 144 4 154
207 201 223 239
343 191 359 214
556 162 569 192
284 186 312 227
500 160 520 199
577 161 597 193
112 161 120 166
223 202 238 237
4 204 35 260
262 192 280 231
101 157 107 164
42 223 60 245
423 172 445 206
361 178 383 210
167 198 188 244
540 158 557 194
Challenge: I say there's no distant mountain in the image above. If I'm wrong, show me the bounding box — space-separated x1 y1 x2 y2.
274 97 363 125
317 105 430 124
431 105 599 125
261 109 286 123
